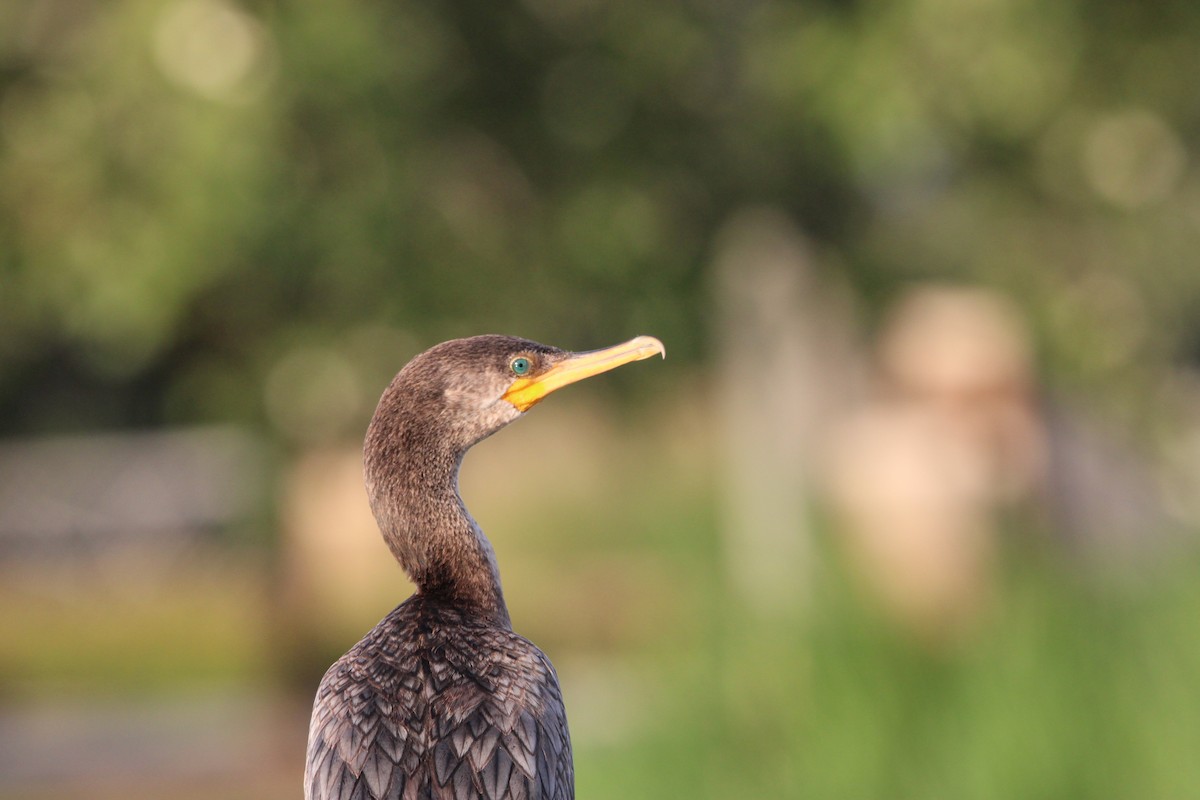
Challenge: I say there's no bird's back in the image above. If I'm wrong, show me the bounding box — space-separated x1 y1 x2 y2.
305 595 573 800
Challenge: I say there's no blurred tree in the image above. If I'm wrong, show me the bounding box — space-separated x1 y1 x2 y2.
1 0 1198 437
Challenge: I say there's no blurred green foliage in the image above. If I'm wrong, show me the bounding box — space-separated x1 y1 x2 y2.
3 0 1200 436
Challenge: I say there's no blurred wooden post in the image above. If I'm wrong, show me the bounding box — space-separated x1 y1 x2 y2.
711 208 854 615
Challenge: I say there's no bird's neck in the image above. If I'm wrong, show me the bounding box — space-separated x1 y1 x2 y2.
365 436 511 629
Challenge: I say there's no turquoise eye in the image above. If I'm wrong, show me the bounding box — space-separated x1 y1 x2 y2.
510 356 532 376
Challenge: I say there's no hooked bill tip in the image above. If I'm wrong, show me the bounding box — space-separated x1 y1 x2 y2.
629 335 666 360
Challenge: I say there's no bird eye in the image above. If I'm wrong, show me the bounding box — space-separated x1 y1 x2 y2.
510 356 532 376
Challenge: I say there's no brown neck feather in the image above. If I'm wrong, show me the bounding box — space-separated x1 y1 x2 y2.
363 399 511 628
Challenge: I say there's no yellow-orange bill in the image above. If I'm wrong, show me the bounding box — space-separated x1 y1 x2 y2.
502 335 666 412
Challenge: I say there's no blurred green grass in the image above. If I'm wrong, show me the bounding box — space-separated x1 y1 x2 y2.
2 414 1199 799
0 556 271 698
569 533 1200 800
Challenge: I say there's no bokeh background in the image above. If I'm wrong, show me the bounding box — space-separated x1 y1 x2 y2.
4 1 1200 797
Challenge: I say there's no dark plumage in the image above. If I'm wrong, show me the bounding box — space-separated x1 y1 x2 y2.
305 334 663 800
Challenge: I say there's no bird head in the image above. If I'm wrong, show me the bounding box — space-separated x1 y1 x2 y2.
368 334 666 457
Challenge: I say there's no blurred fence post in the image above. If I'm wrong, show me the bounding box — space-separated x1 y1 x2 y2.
711 208 856 616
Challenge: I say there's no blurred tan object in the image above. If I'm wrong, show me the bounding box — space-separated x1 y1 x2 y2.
712 207 860 615
827 405 997 638
281 448 409 638
826 286 1045 640
878 286 1045 503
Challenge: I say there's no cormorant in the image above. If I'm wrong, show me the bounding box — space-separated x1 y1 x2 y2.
304 334 665 800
